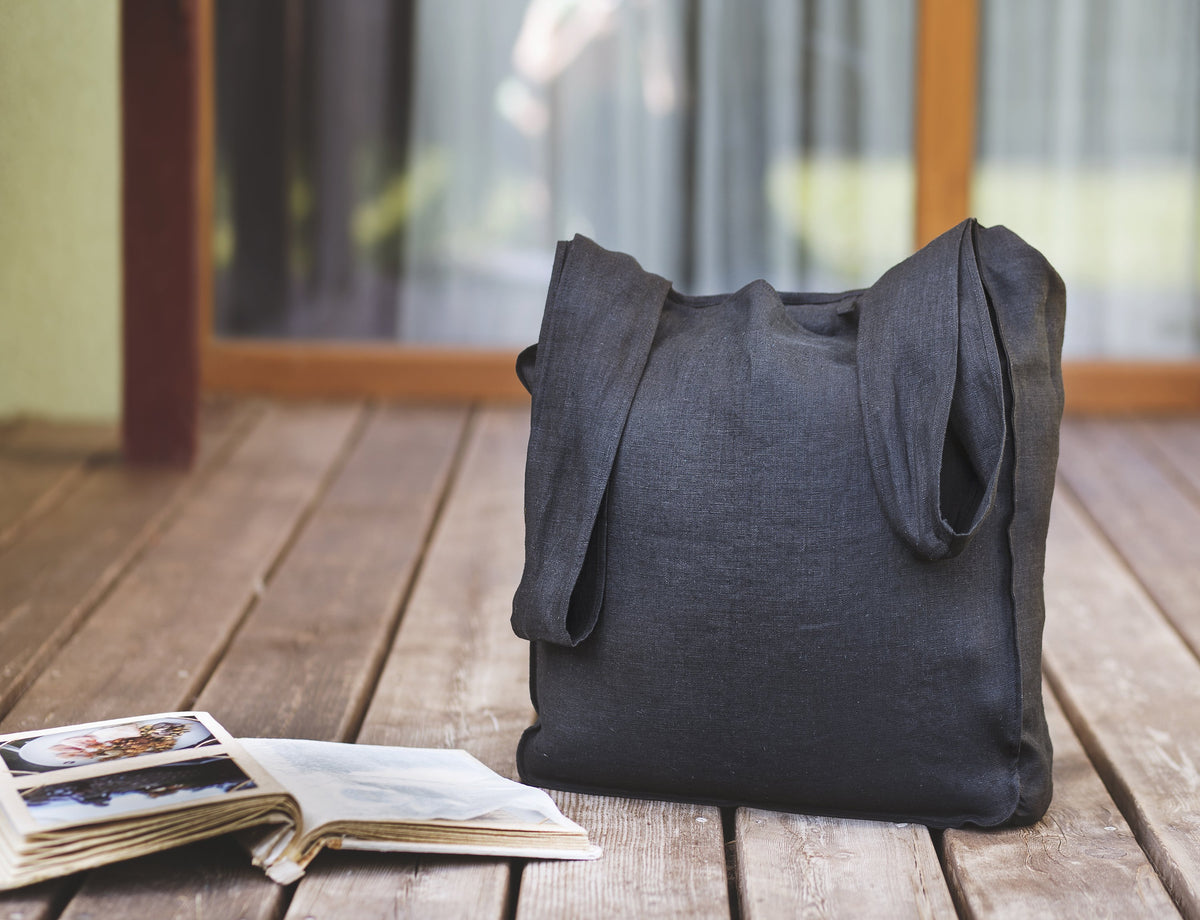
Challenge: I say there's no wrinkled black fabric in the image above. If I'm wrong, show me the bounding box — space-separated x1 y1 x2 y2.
512 219 1065 828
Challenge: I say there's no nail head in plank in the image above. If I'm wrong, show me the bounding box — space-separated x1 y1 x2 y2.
735 811 955 919
942 688 1178 919
1043 489 1200 916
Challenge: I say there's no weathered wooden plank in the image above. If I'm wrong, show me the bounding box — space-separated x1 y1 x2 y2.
45 405 465 920
57 840 283 920
942 688 1178 919
0 403 257 919
517 793 729 920
331 408 729 920
734 811 955 919
195 405 467 740
0 403 360 731
1042 488 1200 917
284 853 511 920
0 401 251 719
350 408 530 771
0 420 117 549
1138 418 1200 499
284 408 527 920
0 404 356 917
361 408 727 920
1057 419 1200 656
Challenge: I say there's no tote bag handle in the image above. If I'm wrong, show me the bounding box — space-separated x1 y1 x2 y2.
856 218 1007 562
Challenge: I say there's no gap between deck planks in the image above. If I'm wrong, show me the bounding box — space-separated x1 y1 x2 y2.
0 402 256 721
0 403 364 732
1057 419 1200 660
0 402 364 920
34 404 469 920
942 688 1178 919
0 420 118 551
2 408 1199 919
1041 485 1200 919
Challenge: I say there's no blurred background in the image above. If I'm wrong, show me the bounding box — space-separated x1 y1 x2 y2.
212 0 1200 357
2 0 1198 422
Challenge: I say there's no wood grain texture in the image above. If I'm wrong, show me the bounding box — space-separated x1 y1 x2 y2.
1043 489 1200 917
0 405 251 919
0 404 360 732
735 811 955 919
278 408 530 920
194 405 467 740
284 853 510 920
0 421 117 550
351 408 532 774
517 794 729 920
203 341 529 402
44 406 458 920
1057 419 1200 657
56 839 283 920
343 411 731 920
942 689 1177 919
0 403 250 720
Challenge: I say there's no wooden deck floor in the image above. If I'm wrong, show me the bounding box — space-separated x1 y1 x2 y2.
0 400 1198 919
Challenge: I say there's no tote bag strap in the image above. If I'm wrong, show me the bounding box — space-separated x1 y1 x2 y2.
512 235 671 646
856 218 1008 561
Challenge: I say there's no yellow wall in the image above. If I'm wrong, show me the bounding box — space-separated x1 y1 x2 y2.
0 0 120 421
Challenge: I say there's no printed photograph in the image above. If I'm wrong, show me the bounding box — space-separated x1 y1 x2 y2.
0 716 218 777
18 756 257 828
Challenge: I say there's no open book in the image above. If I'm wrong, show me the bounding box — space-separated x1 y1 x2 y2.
0 712 598 890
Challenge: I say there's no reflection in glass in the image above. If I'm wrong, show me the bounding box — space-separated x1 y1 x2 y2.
215 0 915 346
975 0 1200 358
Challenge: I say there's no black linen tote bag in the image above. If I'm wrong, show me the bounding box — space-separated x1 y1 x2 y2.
511 218 1065 828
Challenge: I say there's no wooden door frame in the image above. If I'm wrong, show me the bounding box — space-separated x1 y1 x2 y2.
914 0 1200 414
122 0 1200 464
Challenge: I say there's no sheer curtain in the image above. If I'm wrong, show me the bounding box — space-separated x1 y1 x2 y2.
975 0 1200 358
214 0 915 346
397 0 915 345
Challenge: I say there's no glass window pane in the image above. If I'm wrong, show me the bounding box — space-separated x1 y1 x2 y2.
974 0 1200 358
214 0 915 346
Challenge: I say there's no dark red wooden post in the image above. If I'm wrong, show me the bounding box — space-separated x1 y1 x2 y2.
121 0 204 466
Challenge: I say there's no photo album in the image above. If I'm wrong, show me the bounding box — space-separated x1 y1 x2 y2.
0 712 598 890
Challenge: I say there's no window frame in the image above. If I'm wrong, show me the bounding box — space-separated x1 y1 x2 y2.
122 0 1200 466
